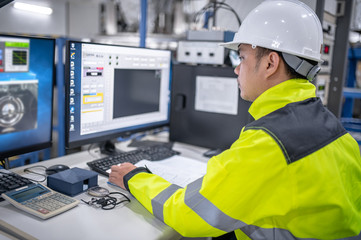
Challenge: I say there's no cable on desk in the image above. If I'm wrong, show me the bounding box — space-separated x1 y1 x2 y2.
23 165 47 182
81 192 131 210
87 143 102 159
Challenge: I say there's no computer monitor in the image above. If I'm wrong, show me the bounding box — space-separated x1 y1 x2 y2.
65 41 172 152
0 0 13 8
0 35 55 163
169 64 252 154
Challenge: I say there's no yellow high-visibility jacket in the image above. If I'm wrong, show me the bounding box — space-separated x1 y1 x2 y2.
124 79 361 240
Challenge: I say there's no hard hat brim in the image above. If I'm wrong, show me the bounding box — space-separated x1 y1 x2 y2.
219 42 239 51
220 41 324 63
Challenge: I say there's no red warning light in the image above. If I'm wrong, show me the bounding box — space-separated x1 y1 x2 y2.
324 45 330 54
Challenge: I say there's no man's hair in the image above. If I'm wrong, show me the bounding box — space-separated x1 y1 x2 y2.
255 47 317 79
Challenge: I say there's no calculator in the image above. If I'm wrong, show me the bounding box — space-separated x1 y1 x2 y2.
1 183 79 219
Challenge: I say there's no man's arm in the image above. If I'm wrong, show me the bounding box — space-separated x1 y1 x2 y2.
108 161 228 237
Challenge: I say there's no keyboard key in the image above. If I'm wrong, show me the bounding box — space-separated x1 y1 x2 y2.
87 145 180 176
0 171 33 201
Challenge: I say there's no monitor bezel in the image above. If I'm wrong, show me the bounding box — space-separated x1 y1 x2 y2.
0 34 55 159
65 40 172 149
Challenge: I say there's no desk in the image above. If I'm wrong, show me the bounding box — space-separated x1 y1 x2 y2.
0 137 210 240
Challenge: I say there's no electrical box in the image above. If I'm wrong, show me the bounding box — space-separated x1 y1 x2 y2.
323 20 336 40
320 38 334 74
177 41 226 65
186 30 235 42
315 74 330 105
177 30 235 65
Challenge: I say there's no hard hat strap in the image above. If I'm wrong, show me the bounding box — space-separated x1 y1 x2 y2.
282 53 320 81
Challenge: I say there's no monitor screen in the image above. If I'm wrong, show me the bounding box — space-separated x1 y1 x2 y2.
170 64 252 151
65 41 172 149
0 35 54 159
0 0 13 8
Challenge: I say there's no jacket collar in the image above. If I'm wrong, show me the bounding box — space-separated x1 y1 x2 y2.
248 79 317 120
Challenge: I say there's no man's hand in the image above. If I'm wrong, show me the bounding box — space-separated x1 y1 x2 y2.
108 162 137 190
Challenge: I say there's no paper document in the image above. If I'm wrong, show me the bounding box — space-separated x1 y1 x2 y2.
195 76 239 115
135 156 207 188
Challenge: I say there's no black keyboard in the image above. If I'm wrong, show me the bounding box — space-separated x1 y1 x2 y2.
87 145 180 176
0 170 33 201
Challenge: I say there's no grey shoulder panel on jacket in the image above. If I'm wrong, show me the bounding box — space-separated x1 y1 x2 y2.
244 98 347 164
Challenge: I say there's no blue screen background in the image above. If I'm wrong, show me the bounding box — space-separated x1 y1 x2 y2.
0 37 54 157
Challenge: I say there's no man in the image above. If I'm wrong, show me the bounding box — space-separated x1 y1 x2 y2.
109 0 361 239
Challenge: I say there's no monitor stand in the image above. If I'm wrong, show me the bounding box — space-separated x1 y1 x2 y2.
99 140 123 156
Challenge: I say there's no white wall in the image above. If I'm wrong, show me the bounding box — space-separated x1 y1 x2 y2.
68 1 100 39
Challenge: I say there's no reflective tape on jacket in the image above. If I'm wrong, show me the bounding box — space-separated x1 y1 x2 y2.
150 176 361 240
125 80 361 239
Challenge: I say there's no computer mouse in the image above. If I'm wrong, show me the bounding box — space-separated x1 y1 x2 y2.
46 164 70 175
203 148 224 158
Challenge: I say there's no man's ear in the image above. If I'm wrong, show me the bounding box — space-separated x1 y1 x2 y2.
265 52 280 78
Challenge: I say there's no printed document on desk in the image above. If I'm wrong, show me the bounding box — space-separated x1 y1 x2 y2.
135 155 207 188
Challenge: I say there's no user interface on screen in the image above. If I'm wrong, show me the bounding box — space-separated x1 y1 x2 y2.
0 35 54 158
66 41 171 148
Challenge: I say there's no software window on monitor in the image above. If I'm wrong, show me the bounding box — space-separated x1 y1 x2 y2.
66 42 171 149
0 35 54 161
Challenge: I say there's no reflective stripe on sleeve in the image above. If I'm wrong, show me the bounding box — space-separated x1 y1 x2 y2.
151 184 181 222
183 178 361 240
150 177 361 240
184 177 247 232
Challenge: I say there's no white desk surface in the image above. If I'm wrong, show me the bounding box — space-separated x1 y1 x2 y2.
0 137 211 240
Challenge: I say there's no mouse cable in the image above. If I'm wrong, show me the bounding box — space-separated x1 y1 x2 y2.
87 143 102 159
23 165 47 182
81 192 131 210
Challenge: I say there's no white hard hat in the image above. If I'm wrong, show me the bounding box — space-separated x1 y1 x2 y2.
221 0 323 63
